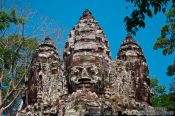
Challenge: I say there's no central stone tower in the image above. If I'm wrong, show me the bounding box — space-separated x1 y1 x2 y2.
64 9 111 95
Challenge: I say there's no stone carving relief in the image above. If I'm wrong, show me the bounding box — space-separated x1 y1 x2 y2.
19 10 153 116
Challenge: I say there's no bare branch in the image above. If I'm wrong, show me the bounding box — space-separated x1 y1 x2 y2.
16 100 23 116
0 74 25 108
2 89 21 111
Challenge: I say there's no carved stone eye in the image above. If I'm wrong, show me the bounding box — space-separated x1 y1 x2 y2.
88 67 96 75
71 68 79 75
71 67 83 75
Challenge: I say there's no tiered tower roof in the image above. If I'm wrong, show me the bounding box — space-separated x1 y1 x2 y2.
117 34 146 62
64 9 111 64
39 37 56 49
37 37 59 60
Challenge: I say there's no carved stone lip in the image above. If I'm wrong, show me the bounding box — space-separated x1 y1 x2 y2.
77 77 94 85
78 78 91 82
76 77 93 88
77 83 92 89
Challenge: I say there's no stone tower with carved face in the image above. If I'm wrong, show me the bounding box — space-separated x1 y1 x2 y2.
117 34 151 104
26 37 61 104
64 9 111 95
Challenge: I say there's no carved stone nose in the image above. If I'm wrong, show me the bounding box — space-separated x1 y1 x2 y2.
81 68 89 77
78 68 91 84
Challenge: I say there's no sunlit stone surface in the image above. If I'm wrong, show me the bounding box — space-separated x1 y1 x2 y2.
19 9 153 116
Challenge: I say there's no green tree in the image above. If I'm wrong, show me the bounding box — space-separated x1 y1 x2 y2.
0 1 64 114
151 77 175 110
0 8 38 116
153 3 175 76
125 0 173 35
151 76 166 96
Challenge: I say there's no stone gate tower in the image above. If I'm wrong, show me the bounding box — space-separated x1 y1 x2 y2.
20 9 152 116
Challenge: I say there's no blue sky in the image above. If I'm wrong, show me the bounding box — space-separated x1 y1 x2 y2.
7 0 174 90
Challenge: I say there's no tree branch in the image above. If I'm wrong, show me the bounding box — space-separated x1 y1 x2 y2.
2 89 21 111
0 74 25 108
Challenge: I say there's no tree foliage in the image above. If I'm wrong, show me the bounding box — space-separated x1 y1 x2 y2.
153 3 175 76
125 0 172 35
151 77 175 110
0 0 64 114
0 7 38 115
151 76 166 96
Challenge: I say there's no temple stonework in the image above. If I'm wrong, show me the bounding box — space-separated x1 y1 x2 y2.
19 9 153 116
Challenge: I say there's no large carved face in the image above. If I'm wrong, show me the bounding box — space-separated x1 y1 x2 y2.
69 62 103 93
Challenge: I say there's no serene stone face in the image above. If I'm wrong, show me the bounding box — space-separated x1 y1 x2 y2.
69 61 103 93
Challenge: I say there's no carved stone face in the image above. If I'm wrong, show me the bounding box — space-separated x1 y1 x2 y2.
69 62 103 93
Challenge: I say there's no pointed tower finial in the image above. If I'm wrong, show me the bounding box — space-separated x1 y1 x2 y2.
39 36 56 49
45 36 51 40
126 33 133 41
80 9 93 20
